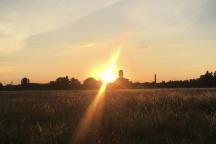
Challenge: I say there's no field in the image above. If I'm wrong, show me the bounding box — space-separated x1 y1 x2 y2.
0 89 216 144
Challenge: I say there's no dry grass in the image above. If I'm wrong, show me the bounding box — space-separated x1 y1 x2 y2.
0 89 216 144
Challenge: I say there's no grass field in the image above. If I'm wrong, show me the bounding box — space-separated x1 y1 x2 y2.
0 89 216 144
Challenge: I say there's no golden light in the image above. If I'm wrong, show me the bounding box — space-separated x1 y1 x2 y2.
74 47 122 143
100 68 116 83
100 48 121 83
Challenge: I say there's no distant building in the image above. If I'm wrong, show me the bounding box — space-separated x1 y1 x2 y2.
114 70 132 88
21 77 30 86
119 70 124 78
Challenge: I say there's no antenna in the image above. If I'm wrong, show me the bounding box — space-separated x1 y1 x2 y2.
154 74 157 84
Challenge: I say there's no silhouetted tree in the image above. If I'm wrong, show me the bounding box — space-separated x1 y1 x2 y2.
21 77 30 87
131 70 216 88
53 76 70 89
70 77 81 89
83 77 101 89
198 71 214 87
2 70 216 90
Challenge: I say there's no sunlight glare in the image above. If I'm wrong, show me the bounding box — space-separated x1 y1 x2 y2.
100 47 121 83
100 68 116 83
74 47 122 143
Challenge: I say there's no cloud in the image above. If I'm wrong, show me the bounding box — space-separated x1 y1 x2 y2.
79 43 96 48
25 0 206 51
197 0 216 28
0 24 27 53
50 42 97 57
0 0 121 53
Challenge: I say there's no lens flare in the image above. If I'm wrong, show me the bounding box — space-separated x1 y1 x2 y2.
100 48 121 83
74 47 121 143
100 69 116 83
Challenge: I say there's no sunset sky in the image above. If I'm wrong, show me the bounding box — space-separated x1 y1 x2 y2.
0 0 216 84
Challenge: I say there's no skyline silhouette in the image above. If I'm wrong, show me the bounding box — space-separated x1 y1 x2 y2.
1 70 216 90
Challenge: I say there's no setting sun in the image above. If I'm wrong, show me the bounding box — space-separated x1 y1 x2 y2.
74 47 121 143
99 48 121 83
100 68 116 83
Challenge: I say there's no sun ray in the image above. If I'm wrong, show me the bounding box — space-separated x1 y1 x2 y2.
74 47 122 143
100 48 121 83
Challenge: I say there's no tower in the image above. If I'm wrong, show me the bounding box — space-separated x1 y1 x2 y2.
119 70 124 78
21 77 30 86
154 74 157 84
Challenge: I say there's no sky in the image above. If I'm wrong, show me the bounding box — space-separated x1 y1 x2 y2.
0 0 216 84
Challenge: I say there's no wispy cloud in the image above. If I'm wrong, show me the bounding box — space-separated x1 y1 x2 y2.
79 43 96 48
0 0 121 53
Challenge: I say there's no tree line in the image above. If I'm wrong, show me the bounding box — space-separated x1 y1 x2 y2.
134 70 216 88
0 70 216 90
0 77 102 90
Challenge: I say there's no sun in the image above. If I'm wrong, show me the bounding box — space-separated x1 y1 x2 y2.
97 47 121 84
100 68 116 83
90 47 121 83
74 46 123 143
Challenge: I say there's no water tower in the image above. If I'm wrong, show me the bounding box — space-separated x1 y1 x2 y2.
119 70 124 78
